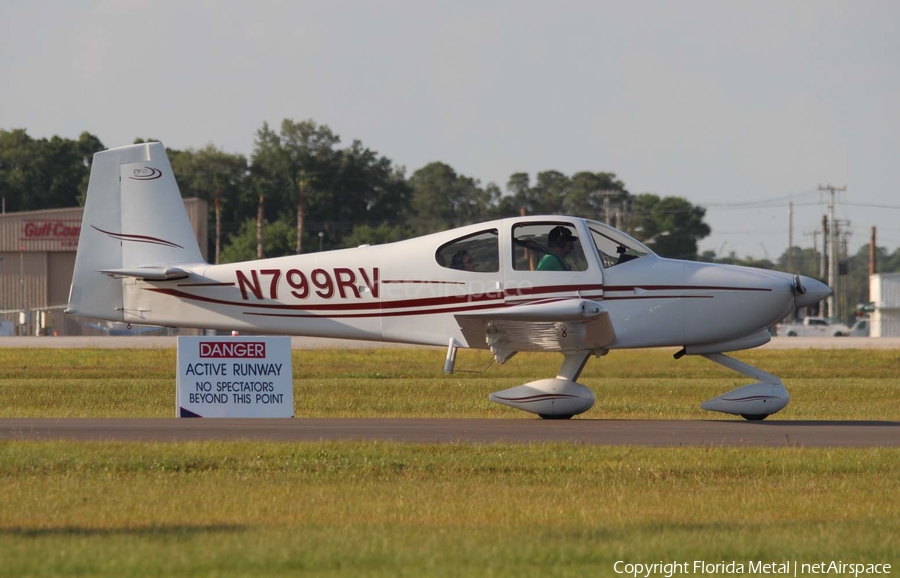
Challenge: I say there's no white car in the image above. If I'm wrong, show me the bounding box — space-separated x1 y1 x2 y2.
776 317 851 337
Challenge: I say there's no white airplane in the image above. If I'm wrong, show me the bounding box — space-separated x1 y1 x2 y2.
67 142 831 420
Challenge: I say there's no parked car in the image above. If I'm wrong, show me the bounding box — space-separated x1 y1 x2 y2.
775 317 851 337
848 318 870 337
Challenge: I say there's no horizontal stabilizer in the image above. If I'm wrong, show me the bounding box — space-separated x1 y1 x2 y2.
98 266 189 280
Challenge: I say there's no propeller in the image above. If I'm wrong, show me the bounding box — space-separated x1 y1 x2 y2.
792 275 807 296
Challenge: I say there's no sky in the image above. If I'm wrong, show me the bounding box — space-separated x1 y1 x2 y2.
2 0 899 261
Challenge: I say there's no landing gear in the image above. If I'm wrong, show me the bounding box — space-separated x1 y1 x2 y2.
698 353 790 419
489 352 596 418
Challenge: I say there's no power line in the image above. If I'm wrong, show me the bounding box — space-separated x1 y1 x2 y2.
704 201 822 211
702 189 820 209
841 202 900 210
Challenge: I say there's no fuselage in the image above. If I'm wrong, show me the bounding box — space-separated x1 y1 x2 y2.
121 216 826 351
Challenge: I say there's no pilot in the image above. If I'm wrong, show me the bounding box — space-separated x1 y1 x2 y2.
537 226 576 271
450 250 476 271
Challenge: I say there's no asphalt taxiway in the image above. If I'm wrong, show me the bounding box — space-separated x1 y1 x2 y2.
2 418 898 447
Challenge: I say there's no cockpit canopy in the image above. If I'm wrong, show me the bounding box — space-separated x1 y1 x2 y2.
432 218 654 273
585 219 654 268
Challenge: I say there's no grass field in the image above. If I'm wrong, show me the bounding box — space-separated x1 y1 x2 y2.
1 348 899 576
1 347 898 419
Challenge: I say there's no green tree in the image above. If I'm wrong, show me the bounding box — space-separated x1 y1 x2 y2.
409 162 493 234
310 139 411 249
169 145 249 263
879 247 900 273
776 246 821 278
342 223 409 247
219 216 296 264
0 129 103 210
564 172 629 223
499 171 571 216
628 194 710 259
252 119 340 255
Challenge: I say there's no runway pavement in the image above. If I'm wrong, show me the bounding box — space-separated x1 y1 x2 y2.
2 418 898 447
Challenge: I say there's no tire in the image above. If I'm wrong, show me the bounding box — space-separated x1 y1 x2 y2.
833 331 845 337
539 414 574 420
787 331 797 337
741 414 768 421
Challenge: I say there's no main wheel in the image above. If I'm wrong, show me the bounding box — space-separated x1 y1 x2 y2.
740 413 769 421
539 414 574 420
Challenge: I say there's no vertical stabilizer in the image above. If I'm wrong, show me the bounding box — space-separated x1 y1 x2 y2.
67 142 205 321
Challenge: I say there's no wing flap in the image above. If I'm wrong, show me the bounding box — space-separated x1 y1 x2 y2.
455 298 615 359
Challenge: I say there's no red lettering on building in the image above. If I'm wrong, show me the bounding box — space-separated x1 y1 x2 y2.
23 221 81 239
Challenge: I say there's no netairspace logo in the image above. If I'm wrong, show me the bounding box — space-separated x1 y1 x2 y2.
613 560 892 577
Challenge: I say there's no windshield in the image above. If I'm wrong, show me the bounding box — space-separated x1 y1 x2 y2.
585 219 655 268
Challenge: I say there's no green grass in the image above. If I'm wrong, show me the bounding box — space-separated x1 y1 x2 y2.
1 348 898 419
1 347 898 576
1 442 898 577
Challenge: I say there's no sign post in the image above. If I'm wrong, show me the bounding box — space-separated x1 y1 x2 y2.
176 336 293 418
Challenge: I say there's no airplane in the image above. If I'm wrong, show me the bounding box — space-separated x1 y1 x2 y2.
67 142 831 420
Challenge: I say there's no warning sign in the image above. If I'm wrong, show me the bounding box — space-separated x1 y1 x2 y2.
176 336 293 418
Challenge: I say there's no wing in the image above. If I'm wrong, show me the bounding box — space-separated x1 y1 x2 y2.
454 298 615 363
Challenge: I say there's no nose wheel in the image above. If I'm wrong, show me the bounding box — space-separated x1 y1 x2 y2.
696 353 790 419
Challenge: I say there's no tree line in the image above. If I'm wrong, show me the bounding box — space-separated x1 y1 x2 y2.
1 121 711 261
3 122 899 323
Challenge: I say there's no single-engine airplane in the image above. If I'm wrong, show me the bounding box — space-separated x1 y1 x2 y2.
67 142 831 420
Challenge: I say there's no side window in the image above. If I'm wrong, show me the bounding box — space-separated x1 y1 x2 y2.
587 221 650 269
435 230 499 273
511 223 588 272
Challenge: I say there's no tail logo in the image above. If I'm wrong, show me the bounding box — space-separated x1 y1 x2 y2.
91 225 184 249
129 167 163 180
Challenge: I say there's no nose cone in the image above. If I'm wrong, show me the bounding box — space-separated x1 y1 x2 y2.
795 276 832 308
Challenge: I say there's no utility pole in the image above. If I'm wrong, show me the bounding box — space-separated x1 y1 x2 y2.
257 195 264 260
820 215 828 315
819 184 846 319
595 190 622 224
788 202 794 271
839 228 850 321
869 226 877 277
215 191 221 265
803 230 819 275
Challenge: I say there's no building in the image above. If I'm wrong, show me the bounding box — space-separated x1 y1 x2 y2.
0 200 208 336
869 272 900 337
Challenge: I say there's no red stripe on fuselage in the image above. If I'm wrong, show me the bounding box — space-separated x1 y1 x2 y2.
145 283 767 315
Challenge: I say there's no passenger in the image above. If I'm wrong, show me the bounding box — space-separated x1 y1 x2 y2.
450 250 476 271
536 226 576 271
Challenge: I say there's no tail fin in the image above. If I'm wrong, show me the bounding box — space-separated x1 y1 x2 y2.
67 142 205 321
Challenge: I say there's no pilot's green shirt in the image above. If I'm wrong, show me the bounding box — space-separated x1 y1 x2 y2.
536 254 570 271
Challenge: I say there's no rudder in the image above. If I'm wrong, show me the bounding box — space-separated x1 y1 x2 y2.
67 142 205 321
